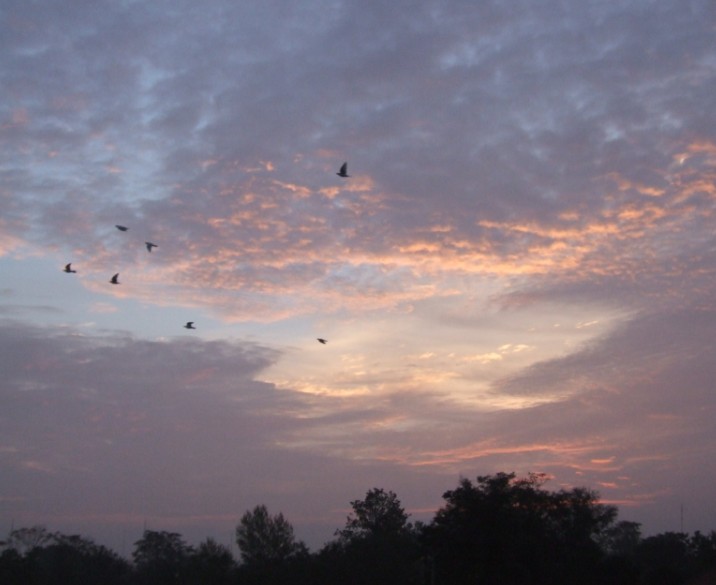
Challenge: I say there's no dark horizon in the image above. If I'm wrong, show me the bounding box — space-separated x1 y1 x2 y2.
3 475 715 585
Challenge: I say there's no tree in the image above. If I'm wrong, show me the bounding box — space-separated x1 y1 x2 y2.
690 531 716 576
185 538 236 585
235 505 306 567
0 549 29 585
337 488 411 542
132 530 194 585
0 528 129 585
636 532 694 585
28 535 129 585
601 520 642 558
0 526 54 555
320 488 421 585
597 520 643 584
424 472 618 585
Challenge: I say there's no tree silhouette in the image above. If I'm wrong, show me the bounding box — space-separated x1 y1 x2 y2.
132 530 193 585
424 472 617 585
320 488 421 585
185 537 236 585
0 548 27 585
601 520 642 557
4 473 716 584
0 528 129 585
337 488 411 542
235 505 306 567
689 531 716 577
0 526 54 555
235 505 310 585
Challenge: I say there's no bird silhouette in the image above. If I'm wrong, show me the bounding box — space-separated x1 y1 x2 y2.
317 338 327 344
184 322 196 329
109 273 120 285
336 162 350 178
115 225 129 232
145 242 158 252
63 263 76 273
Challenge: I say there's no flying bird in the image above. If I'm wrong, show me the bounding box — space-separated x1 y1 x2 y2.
109 273 120 285
145 242 158 252
184 322 196 329
63 263 76 273
336 162 350 178
317 338 327 344
115 225 129 232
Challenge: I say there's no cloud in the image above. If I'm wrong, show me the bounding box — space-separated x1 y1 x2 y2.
2 0 714 324
1 0 716 547
0 320 338 539
0 319 481 546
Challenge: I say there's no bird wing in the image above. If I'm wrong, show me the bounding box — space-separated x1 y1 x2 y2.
339 162 348 174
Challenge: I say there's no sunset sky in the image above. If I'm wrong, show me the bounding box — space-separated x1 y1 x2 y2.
2 0 716 553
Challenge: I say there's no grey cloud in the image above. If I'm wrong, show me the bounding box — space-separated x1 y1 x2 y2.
3 0 714 270
496 309 716 400
0 320 329 539
0 319 469 548
0 321 286 469
0 304 63 316
2 0 716 544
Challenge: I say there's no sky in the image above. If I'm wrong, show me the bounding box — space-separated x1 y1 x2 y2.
1 0 716 554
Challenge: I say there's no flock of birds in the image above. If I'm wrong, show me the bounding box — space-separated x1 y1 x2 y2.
62 162 353 343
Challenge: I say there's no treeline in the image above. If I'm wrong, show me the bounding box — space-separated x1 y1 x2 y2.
2 472 715 585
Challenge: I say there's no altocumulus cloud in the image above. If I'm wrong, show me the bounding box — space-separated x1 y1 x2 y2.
2 0 716 547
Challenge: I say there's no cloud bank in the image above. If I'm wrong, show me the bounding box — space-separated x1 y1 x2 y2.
1 0 715 548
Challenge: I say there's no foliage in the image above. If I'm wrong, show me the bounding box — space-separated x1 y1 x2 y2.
424 472 618 585
235 504 307 567
233 505 312 584
337 487 411 541
633 531 716 585
321 488 422 585
2 473 716 584
132 530 193 585
0 526 55 555
689 531 716 574
0 527 129 585
185 538 236 585
600 520 643 557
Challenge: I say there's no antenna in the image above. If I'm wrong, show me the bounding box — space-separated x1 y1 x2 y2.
680 504 684 533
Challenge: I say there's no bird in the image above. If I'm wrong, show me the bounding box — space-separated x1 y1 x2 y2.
63 263 76 273
336 162 350 178
109 273 120 285
115 225 129 232
184 322 196 329
145 242 158 252
317 338 327 344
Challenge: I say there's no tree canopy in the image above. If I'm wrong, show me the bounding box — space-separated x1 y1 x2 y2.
337 487 411 541
132 530 194 585
2 473 716 585
235 504 307 567
425 472 618 585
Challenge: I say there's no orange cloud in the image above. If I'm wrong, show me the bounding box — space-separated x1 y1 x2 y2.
410 439 603 468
